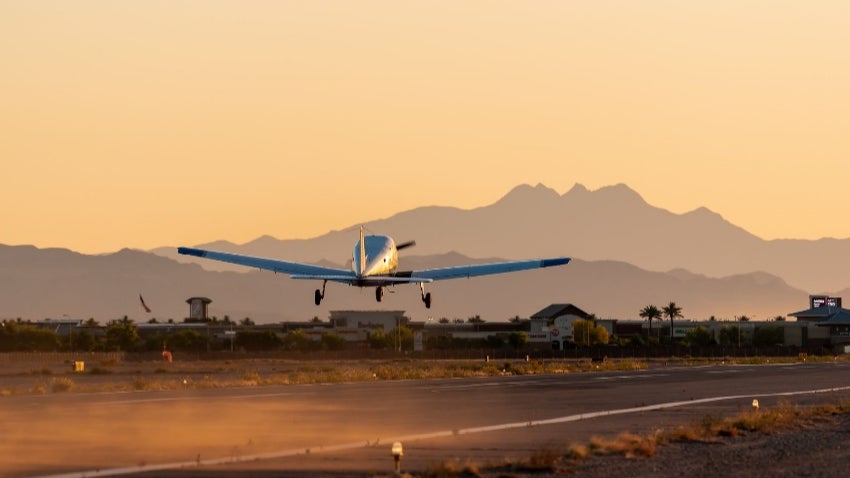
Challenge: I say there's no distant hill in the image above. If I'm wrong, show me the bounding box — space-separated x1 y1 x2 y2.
153 182 850 293
0 244 808 323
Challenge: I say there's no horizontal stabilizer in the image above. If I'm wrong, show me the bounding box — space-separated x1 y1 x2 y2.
292 274 435 285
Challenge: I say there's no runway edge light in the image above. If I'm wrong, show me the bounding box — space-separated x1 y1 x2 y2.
391 441 404 474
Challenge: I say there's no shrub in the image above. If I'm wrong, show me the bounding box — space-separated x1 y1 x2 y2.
684 326 715 347
50 377 75 393
282 329 313 352
236 330 283 351
753 325 784 346
242 371 262 385
423 460 483 478
320 332 346 351
507 331 528 349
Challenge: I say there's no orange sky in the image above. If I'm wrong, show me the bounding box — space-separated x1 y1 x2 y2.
2 1 849 254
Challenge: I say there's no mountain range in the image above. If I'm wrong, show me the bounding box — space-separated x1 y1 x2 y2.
3 183 847 323
0 244 818 323
155 183 850 294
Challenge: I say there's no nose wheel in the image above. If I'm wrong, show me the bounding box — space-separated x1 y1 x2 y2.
375 286 384 302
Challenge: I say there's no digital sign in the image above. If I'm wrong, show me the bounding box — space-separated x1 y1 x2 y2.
811 296 842 309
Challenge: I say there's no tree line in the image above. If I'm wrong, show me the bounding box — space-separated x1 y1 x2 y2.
1 301 787 354
0 317 418 353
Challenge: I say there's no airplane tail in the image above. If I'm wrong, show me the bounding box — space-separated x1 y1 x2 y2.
359 226 366 276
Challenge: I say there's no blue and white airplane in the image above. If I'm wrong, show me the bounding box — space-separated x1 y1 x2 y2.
178 227 570 309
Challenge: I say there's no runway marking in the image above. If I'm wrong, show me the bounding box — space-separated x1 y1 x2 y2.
101 391 299 406
39 384 850 478
428 382 509 391
594 373 669 380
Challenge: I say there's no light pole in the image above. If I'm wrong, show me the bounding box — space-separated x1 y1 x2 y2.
395 317 401 352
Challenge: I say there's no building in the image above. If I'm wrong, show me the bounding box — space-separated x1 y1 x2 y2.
789 296 850 351
529 303 591 350
185 297 212 322
789 296 846 323
329 310 408 330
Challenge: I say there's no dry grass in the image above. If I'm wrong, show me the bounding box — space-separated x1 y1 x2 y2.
560 399 850 469
0 356 845 397
422 459 484 478
49 377 75 393
588 432 659 458
510 447 565 471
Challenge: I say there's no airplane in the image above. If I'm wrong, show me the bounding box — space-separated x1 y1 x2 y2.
177 227 570 309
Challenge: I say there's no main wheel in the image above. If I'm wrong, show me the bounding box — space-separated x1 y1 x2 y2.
424 292 432 309
314 289 322 305
375 287 383 302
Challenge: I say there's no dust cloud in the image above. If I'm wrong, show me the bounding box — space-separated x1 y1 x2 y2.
0 380 390 477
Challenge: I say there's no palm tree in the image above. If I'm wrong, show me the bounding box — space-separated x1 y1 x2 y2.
662 302 683 341
639 305 662 339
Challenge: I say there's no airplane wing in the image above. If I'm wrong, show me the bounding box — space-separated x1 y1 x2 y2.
177 247 356 282
407 257 570 281
291 274 433 284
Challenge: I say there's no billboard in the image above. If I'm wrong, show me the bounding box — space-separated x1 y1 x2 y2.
811 296 842 309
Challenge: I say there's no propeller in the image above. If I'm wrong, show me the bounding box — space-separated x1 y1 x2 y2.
396 240 417 251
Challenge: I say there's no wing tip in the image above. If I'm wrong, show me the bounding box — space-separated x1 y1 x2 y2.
542 257 571 268
177 247 206 258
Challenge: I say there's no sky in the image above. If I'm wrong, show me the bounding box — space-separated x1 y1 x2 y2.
2 1 849 254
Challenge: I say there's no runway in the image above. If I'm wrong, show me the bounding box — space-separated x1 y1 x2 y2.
4 361 850 477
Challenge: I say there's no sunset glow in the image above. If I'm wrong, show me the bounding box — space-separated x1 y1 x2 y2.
3 1 849 253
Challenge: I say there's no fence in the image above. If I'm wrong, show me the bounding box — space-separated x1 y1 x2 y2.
0 351 126 366
0 345 836 366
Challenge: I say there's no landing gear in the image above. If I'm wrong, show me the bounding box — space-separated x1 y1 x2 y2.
375 286 384 303
314 280 327 306
419 282 432 309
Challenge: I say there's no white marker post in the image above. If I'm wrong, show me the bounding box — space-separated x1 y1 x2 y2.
391 441 403 475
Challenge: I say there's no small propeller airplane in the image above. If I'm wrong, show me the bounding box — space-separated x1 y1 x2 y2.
178 227 570 309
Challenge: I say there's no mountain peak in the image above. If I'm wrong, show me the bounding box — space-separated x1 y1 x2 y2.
685 206 721 218
496 183 560 205
594 183 647 204
564 183 590 197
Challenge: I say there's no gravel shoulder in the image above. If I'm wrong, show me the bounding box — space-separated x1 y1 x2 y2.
569 413 850 478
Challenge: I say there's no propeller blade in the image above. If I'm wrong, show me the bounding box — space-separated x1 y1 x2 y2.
396 240 417 251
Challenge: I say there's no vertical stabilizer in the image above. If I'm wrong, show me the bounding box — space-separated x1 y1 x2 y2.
359 226 366 276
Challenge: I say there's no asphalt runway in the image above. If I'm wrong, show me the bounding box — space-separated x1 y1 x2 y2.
4 361 850 477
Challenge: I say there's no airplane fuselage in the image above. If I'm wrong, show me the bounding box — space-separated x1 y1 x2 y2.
352 235 399 278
